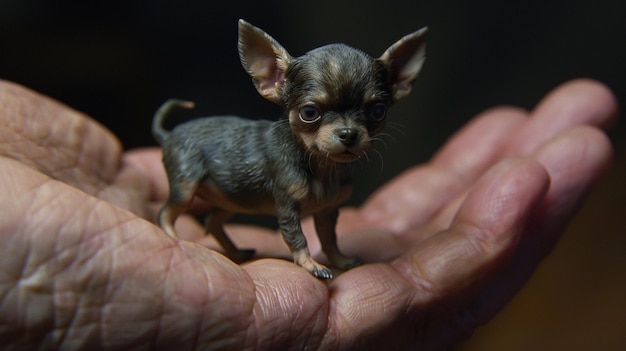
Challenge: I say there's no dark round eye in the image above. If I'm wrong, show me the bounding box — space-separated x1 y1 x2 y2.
368 102 388 121
299 105 321 123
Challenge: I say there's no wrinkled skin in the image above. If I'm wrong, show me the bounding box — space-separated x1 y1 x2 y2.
0 79 616 350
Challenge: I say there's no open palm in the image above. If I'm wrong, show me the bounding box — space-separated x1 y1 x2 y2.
0 79 615 350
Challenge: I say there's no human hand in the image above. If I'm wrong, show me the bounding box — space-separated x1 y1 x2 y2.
0 79 616 350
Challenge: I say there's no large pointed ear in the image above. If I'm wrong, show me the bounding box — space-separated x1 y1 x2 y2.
238 19 292 104
379 27 428 102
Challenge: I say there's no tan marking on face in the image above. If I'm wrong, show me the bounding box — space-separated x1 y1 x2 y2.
288 109 371 161
315 122 370 154
313 92 329 106
299 132 317 150
288 109 318 150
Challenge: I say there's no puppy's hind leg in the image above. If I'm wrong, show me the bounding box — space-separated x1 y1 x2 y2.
158 179 199 238
205 209 255 263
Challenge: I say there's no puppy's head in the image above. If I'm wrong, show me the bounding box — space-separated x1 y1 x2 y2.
238 20 427 162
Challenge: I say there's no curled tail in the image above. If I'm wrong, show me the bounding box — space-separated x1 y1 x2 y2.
152 99 196 144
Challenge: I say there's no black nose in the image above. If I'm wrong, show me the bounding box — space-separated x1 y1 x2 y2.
336 128 359 146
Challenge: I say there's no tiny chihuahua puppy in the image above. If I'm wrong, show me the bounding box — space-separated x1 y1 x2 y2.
153 20 427 279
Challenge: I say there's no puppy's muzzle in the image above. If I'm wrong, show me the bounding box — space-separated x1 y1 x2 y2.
336 127 360 146
322 126 370 162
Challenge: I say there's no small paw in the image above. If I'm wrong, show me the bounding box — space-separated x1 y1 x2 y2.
293 248 334 280
310 266 334 280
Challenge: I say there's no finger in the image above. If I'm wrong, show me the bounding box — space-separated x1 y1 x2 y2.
423 126 614 346
360 107 528 233
412 80 617 241
0 80 122 192
430 107 529 184
321 159 550 349
243 260 330 348
122 147 170 201
392 159 550 299
97 162 153 218
521 124 613 257
359 79 617 235
337 79 617 260
506 78 618 156
325 108 529 262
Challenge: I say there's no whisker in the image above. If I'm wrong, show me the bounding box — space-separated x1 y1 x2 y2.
370 136 389 150
356 151 370 171
370 148 385 173
362 150 370 163
376 132 398 145
387 122 407 137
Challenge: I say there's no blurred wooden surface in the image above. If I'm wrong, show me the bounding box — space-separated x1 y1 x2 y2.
458 136 626 350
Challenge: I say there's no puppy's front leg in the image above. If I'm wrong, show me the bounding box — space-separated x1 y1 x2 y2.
314 208 363 270
276 201 333 279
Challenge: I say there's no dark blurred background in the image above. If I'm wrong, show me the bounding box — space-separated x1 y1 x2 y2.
1 0 625 349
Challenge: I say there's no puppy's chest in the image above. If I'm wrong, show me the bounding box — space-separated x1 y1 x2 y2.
285 168 352 214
